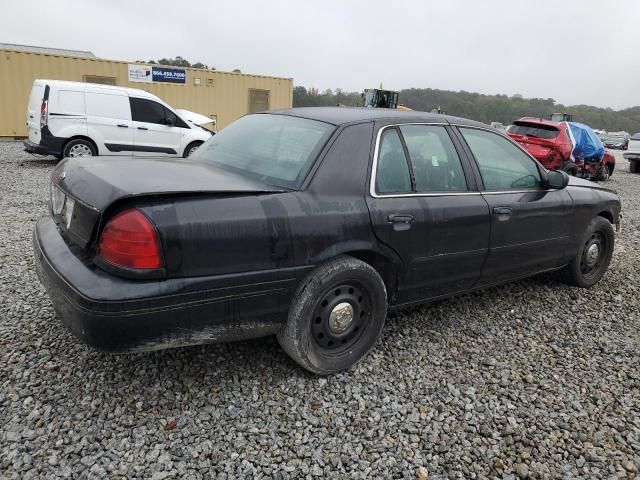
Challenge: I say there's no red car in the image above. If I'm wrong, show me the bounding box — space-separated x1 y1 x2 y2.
507 118 615 181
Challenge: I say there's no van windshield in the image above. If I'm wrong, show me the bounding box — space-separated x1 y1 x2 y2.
191 114 334 189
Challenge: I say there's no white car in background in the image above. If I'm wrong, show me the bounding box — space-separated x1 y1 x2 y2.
623 132 640 173
24 79 212 160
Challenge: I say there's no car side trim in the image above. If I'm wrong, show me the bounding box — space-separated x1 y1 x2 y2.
105 143 177 155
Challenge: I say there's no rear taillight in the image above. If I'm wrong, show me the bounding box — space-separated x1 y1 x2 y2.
97 209 163 270
40 99 48 128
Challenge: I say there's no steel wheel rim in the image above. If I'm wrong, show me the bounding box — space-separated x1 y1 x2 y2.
69 144 92 157
311 282 371 353
580 232 606 279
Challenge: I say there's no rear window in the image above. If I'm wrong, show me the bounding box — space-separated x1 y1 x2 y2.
509 122 559 139
192 114 334 189
28 84 44 112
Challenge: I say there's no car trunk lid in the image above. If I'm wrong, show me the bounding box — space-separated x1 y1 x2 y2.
51 156 285 248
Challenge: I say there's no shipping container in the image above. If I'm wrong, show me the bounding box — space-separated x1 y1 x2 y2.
0 48 293 137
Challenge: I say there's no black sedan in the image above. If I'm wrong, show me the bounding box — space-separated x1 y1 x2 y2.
34 108 621 374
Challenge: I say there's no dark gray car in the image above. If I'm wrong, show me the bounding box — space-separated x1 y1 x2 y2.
34 108 622 374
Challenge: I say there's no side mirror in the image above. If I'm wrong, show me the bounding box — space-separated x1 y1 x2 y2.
165 117 175 127
545 169 569 189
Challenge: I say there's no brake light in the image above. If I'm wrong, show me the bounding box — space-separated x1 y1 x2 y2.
40 99 48 128
97 209 163 270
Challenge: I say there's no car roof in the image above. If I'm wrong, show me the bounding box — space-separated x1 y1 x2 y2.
34 79 161 101
515 117 561 127
267 106 488 128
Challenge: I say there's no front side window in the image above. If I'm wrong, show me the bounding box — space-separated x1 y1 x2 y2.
192 114 334 189
375 129 411 194
460 127 542 190
131 98 166 124
131 98 189 128
399 125 467 192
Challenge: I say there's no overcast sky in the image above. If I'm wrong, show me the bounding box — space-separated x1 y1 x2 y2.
3 0 639 109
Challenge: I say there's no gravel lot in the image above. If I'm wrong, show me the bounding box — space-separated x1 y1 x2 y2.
1 142 638 479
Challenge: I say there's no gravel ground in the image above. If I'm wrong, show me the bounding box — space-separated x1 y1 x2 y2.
1 142 638 479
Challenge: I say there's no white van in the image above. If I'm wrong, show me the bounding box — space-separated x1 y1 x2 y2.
24 79 212 159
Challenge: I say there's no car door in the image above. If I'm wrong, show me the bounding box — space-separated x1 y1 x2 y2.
456 126 573 284
130 97 182 156
85 89 133 155
366 123 491 304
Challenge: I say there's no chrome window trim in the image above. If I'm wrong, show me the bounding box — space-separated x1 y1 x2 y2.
369 122 557 199
369 122 470 199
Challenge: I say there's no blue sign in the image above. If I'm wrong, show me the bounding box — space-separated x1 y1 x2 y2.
151 66 186 84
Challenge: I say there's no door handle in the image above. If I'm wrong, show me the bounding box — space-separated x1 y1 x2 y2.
137 126 148 131
493 206 513 220
117 124 129 128
388 214 414 223
388 214 414 231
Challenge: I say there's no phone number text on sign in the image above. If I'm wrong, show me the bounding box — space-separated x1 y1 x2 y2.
151 67 186 84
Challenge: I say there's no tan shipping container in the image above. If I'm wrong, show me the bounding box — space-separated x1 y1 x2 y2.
0 49 293 137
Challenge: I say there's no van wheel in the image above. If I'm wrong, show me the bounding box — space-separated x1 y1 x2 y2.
184 141 203 158
558 216 614 288
63 139 96 158
277 256 387 375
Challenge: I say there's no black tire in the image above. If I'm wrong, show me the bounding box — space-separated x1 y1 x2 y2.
630 161 640 174
558 216 614 288
563 162 578 176
277 256 387 375
183 141 203 158
594 165 612 182
62 138 96 158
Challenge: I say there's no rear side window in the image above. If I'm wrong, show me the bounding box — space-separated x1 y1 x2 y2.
130 98 189 128
631 133 640 140
460 127 542 191
375 129 412 194
399 125 467 192
58 91 85 115
509 122 559 139
86 93 131 119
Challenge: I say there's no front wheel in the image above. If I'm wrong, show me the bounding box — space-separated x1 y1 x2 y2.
183 141 203 158
277 256 387 375
558 216 614 288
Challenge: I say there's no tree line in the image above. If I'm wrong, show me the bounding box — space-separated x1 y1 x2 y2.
293 86 640 134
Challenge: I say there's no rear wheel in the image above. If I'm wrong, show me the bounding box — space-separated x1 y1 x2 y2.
277 256 387 375
563 162 578 176
630 161 640 174
595 165 611 182
558 216 614 288
63 139 96 158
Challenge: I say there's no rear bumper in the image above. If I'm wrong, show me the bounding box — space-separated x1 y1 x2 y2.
33 217 296 352
24 139 59 156
623 153 640 161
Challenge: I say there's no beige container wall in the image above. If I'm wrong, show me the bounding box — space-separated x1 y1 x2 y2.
0 49 293 137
